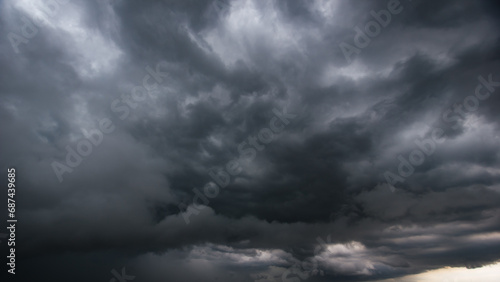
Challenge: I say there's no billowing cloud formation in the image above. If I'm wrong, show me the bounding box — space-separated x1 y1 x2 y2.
1 0 500 281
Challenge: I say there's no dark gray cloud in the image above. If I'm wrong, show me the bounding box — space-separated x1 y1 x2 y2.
1 0 500 281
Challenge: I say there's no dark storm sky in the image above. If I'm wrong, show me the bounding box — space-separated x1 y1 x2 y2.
1 0 500 281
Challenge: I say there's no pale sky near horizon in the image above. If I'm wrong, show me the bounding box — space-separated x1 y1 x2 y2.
373 261 500 282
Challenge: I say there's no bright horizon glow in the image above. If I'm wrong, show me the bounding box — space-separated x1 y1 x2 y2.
373 261 500 282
